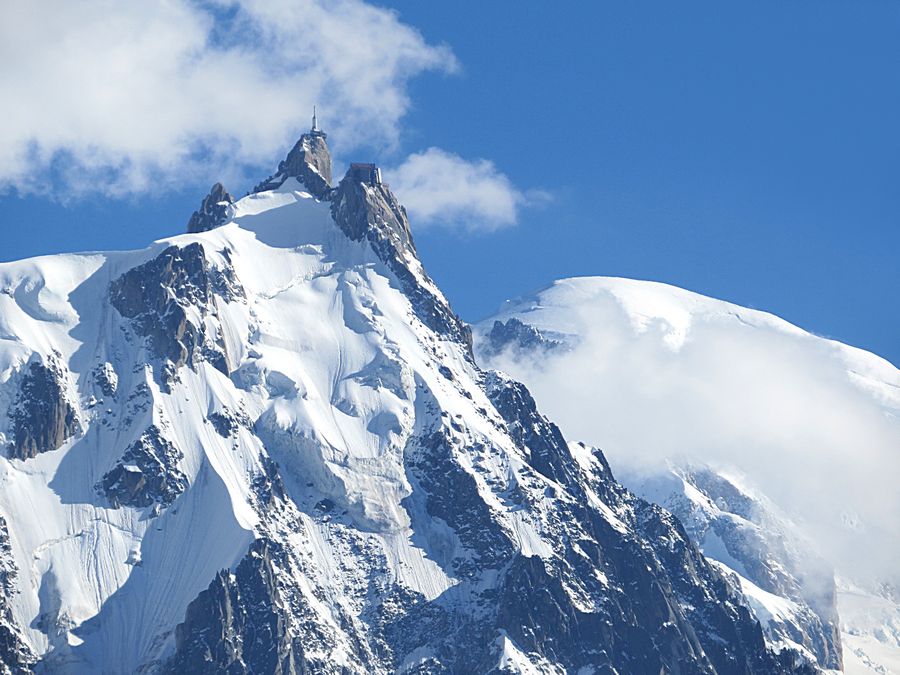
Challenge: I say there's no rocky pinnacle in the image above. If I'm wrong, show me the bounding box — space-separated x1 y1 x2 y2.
186 183 234 234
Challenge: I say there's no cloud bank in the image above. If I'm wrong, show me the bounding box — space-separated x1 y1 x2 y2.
477 278 900 585
385 148 544 231
0 0 456 195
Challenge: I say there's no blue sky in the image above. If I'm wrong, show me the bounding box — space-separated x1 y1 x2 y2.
1 1 898 365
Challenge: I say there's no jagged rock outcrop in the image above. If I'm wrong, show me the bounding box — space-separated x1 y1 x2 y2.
485 372 579 485
331 166 472 351
483 317 565 357
109 243 243 382
187 183 234 233
483 373 815 675
98 426 187 510
0 517 35 675
405 429 517 579
8 359 79 460
253 131 332 200
0 624 35 675
92 362 118 398
629 466 843 670
164 539 307 675
208 407 251 438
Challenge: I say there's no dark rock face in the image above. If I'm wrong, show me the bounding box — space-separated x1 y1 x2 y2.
254 133 332 200
8 360 79 460
482 373 811 675
483 318 565 357
0 624 35 675
494 552 700 674
405 430 516 578
98 427 187 509
630 502 784 675
330 166 413 253
187 183 234 233
109 243 243 380
654 467 843 670
331 171 472 352
331 373 810 674
249 457 286 509
208 408 250 438
164 539 307 675
92 362 118 398
0 517 36 674
485 372 579 486
0 518 17 598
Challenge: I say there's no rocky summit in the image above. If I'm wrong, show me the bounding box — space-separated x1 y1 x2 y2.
0 121 820 674
186 183 235 234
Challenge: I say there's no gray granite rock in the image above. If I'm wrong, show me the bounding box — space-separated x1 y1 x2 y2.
254 132 332 200
331 168 473 352
98 426 187 510
109 243 243 383
164 539 308 675
187 183 234 233
0 516 36 674
8 360 79 461
483 318 565 357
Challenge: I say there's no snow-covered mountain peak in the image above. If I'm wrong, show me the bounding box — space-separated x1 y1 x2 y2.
491 276 813 352
478 274 900 674
488 276 900 404
0 134 828 673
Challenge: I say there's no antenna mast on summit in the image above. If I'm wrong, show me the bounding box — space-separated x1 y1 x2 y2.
312 106 319 132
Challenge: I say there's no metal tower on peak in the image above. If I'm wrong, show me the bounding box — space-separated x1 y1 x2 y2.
310 106 327 139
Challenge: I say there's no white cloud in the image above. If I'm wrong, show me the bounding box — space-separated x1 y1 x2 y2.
477 279 900 586
385 147 544 231
0 0 456 195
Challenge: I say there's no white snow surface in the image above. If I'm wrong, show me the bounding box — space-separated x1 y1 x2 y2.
839 584 900 675
492 630 564 675
0 183 561 672
476 275 900 674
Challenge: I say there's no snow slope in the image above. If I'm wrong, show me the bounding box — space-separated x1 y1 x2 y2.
477 276 900 674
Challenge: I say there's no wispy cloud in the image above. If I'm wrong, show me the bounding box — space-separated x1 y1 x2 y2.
385 147 548 232
0 0 456 196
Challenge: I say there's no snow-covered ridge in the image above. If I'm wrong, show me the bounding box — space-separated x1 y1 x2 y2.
485 276 900 409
